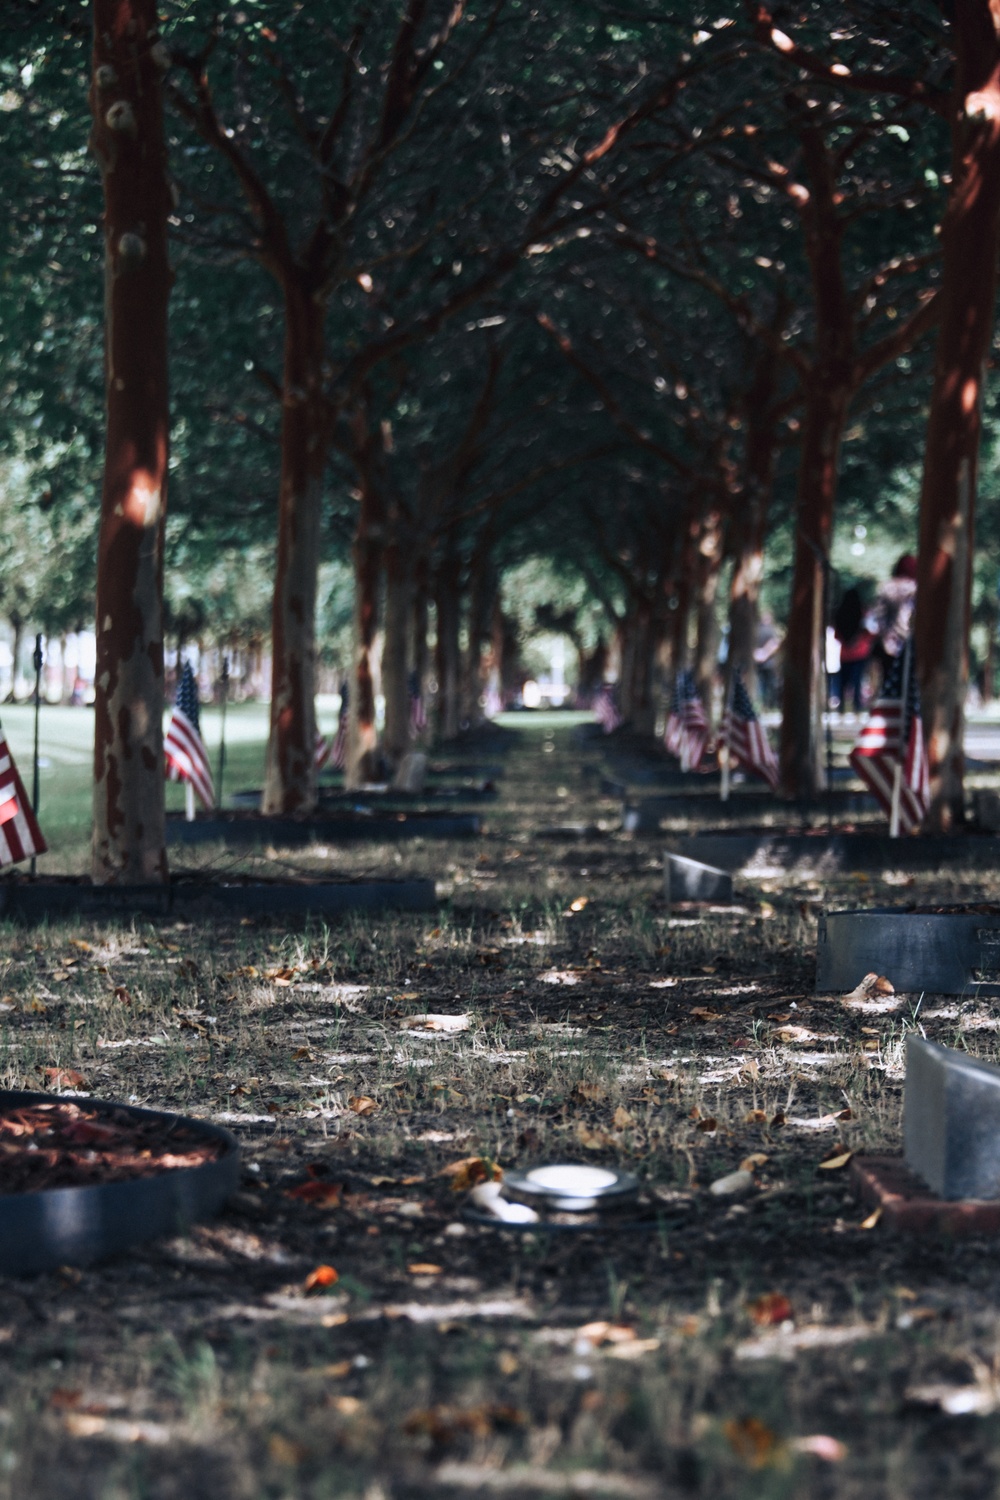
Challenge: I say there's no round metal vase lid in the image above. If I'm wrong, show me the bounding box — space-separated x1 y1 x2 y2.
501 1163 640 1214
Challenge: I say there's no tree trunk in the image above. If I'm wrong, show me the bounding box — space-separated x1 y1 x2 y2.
412 554 430 707
347 462 385 788
916 3 1000 830
435 545 461 740
728 335 783 689
629 600 657 734
382 512 412 767
262 279 328 813
693 509 725 713
778 381 850 797
462 533 495 726
90 0 171 884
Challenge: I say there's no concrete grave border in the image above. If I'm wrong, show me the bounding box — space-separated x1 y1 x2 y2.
816 907 1000 996
666 832 1000 877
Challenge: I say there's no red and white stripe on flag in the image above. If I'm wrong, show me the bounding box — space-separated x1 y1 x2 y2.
164 707 215 810
720 714 779 789
850 705 928 833
0 735 46 866
315 730 332 771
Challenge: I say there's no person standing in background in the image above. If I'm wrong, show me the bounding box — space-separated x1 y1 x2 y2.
834 587 872 715
866 555 917 678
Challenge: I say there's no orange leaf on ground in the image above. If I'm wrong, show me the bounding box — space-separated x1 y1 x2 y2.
408 1263 442 1275
43 1068 87 1090
568 897 589 913
347 1095 379 1116
613 1106 634 1130
724 1416 778 1468
749 1293 793 1327
439 1156 501 1192
818 1147 852 1171
303 1264 339 1293
285 1180 343 1208
696 1117 718 1134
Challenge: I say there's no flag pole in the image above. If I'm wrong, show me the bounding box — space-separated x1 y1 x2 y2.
890 640 913 838
30 634 42 877
217 654 229 809
720 669 735 803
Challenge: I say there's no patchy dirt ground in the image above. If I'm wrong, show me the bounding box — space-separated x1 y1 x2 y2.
0 720 999 1498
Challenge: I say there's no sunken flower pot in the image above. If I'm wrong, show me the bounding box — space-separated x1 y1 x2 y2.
816 906 1000 996
0 1092 239 1275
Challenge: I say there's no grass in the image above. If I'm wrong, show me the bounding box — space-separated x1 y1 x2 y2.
0 718 998 1496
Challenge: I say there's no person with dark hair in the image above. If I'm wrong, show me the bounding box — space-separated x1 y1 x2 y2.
866 553 917 668
834 587 872 714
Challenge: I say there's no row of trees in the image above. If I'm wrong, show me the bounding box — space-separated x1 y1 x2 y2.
4 1 1000 880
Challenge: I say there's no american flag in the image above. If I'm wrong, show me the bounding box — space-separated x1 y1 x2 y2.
331 683 349 770
409 671 427 737
0 732 46 867
593 684 623 734
720 668 779 788
849 642 929 832
314 729 332 772
664 669 709 770
164 662 214 809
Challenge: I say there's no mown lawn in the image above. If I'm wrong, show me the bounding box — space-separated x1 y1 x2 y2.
0 719 995 1498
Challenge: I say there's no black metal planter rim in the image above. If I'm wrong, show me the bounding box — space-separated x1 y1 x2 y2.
0 1090 240 1276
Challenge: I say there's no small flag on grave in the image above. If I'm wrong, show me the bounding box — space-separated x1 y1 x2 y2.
719 668 778 788
0 732 46 867
331 682 349 770
593 684 623 734
664 669 709 770
314 730 332 771
849 640 929 833
409 670 427 737
164 662 214 809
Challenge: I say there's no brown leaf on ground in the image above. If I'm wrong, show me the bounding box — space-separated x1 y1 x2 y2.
285 1180 343 1208
744 1108 767 1124
696 1117 718 1134
439 1156 501 1192
842 973 895 1005
43 1068 87 1090
404 1403 525 1448
303 1264 339 1293
818 1147 853 1171
347 1095 379 1117
741 1153 768 1172
268 1433 309 1465
576 1122 615 1150
724 1416 779 1468
572 1080 606 1103
613 1106 635 1130
749 1292 793 1327
408 1263 442 1275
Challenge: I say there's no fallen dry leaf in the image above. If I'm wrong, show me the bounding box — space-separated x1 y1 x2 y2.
43 1068 87 1090
744 1108 767 1124
573 1080 607 1104
400 1014 470 1034
709 1169 754 1198
740 1153 768 1172
285 1180 343 1208
818 1148 853 1171
408 1263 442 1276
303 1264 339 1293
749 1293 793 1327
576 1122 615 1150
613 1106 635 1130
860 1206 882 1230
724 1416 778 1468
842 973 895 1005
568 897 589 913
347 1095 379 1117
439 1156 501 1193
696 1116 718 1134
268 1433 308 1465
790 1435 847 1462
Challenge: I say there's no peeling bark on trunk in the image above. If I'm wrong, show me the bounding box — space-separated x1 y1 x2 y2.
382 511 412 768
779 381 850 797
916 3 1000 830
262 280 328 813
347 461 385 789
90 0 171 884
435 545 461 741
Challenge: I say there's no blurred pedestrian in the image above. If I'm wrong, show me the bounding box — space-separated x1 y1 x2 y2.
834 587 872 715
866 554 917 671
